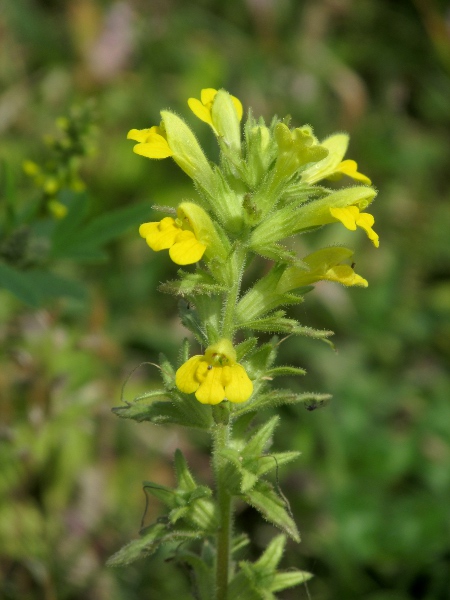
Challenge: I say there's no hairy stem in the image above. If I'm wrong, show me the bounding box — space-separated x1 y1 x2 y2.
221 245 246 339
212 404 232 600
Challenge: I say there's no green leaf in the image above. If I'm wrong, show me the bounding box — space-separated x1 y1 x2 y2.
175 551 214 600
255 535 286 573
159 269 227 296
232 533 250 556
179 301 208 345
239 315 303 334
244 416 279 457
243 481 300 542
230 411 257 448
270 570 313 592
264 366 306 378
174 449 197 492
106 522 200 567
0 262 40 306
233 390 332 416
253 451 300 478
143 481 178 508
291 324 334 340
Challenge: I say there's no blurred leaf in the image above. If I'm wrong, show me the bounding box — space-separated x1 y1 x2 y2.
0 262 40 306
112 392 214 429
51 200 151 261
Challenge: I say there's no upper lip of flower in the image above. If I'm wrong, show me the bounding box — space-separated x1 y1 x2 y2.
127 126 173 159
187 88 243 131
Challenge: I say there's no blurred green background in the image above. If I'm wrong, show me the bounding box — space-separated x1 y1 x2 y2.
1 0 450 598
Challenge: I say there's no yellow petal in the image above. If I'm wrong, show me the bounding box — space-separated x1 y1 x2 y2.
231 96 243 121
195 366 226 405
330 206 359 231
187 98 214 126
139 221 159 238
169 230 206 265
133 134 173 159
223 364 253 404
146 217 180 251
175 356 203 394
355 212 379 247
336 160 372 185
127 126 160 143
200 88 217 106
325 265 368 287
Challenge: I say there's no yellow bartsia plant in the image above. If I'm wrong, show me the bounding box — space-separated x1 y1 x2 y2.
111 87 380 600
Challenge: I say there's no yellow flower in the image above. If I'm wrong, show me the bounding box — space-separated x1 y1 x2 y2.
277 247 368 292
139 216 206 265
127 126 173 159
330 206 379 248
302 133 371 185
329 159 371 185
175 339 253 405
188 88 243 131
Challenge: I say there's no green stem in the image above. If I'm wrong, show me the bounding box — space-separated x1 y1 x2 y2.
221 245 246 339
213 405 232 600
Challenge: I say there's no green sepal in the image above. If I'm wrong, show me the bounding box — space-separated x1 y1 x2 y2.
112 391 214 429
244 341 278 380
243 112 277 188
238 313 302 334
179 338 190 365
250 242 298 264
232 390 332 417
159 269 227 297
212 90 242 154
206 168 244 232
243 481 300 542
236 266 305 323
279 182 331 207
106 522 201 567
158 353 176 389
264 366 306 378
235 337 258 361
161 111 215 194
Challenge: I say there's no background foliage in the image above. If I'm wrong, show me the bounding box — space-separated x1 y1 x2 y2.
1 0 449 598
